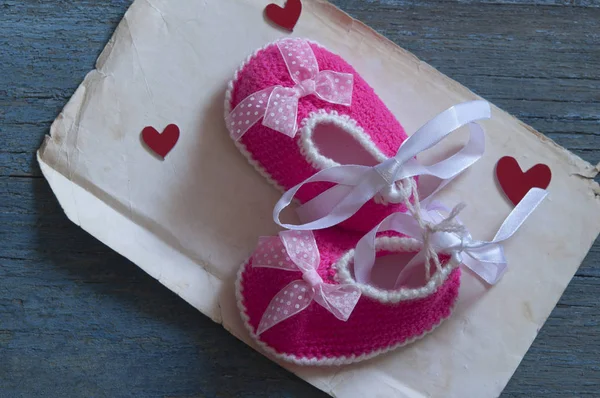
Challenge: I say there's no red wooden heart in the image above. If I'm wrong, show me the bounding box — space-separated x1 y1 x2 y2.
496 156 551 206
265 0 302 31
141 124 180 158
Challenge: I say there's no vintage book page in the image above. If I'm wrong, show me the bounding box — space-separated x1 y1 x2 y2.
38 0 600 396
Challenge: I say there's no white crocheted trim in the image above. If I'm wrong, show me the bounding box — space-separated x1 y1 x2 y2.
335 236 460 303
297 109 414 204
224 39 415 199
235 244 458 366
298 109 388 169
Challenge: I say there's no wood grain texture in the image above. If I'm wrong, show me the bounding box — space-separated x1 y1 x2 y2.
0 0 598 396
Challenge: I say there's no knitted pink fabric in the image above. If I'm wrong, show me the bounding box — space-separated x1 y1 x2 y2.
236 228 461 364
226 39 413 232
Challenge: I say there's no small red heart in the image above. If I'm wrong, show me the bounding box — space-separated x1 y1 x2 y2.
141 124 180 158
496 156 551 206
265 0 302 31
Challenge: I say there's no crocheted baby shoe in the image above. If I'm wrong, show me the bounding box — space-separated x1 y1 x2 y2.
236 229 460 365
225 38 414 232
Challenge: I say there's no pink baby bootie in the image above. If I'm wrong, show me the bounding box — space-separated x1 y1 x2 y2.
225 38 414 232
229 37 549 365
236 188 548 364
236 229 460 365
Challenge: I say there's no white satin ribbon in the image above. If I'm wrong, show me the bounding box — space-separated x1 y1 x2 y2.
252 230 361 335
353 188 548 286
273 100 491 230
226 38 354 140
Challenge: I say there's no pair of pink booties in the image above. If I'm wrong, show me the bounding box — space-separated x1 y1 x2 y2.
226 38 463 365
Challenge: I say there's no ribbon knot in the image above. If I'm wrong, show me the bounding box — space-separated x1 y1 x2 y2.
353 188 548 286
296 79 317 98
227 38 354 141
273 100 492 231
419 203 468 279
252 230 361 335
457 237 487 252
302 268 322 287
374 157 402 185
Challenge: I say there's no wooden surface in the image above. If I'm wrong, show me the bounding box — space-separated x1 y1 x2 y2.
1 0 598 396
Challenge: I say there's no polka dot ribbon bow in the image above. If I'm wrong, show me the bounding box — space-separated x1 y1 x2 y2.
227 38 354 141
252 230 361 335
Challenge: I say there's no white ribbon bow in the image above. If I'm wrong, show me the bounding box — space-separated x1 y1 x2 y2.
252 230 361 335
226 38 354 141
273 100 491 230
353 188 549 286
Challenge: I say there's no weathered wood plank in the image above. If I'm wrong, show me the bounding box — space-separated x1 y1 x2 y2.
1 0 598 396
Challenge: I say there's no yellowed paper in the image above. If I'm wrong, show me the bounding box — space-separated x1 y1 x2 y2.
38 0 600 396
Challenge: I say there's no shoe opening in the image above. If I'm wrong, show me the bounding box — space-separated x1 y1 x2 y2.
310 120 380 167
364 250 452 290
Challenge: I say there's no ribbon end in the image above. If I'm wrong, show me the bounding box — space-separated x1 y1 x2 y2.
255 280 314 335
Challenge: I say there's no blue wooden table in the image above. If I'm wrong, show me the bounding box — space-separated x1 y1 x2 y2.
1 1 599 396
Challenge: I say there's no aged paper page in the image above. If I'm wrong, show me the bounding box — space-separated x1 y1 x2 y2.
38 0 600 396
